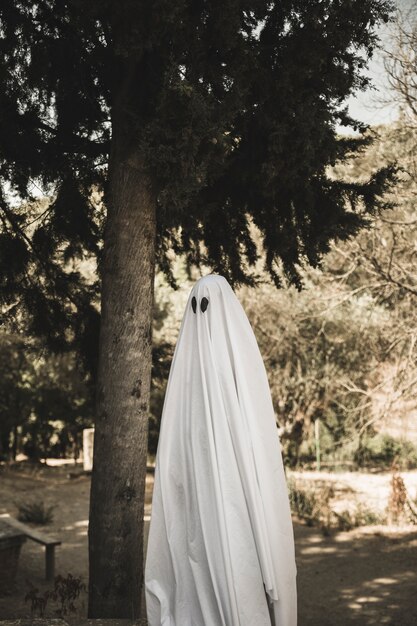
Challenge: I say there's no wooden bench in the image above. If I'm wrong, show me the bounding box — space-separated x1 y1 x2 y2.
0 513 61 581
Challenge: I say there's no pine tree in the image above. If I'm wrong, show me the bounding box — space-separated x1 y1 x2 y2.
0 0 395 617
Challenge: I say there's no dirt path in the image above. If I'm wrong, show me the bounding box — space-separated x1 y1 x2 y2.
1 464 416 625
295 523 417 625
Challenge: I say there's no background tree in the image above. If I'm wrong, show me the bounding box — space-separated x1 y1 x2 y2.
240 278 392 464
384 7 417 134
0 0 395 617
24 350 94 461
0 333 33 460
0 333 94 462
329 121 417 437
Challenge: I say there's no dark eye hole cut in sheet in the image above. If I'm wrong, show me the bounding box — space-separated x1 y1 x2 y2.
191 296 209 314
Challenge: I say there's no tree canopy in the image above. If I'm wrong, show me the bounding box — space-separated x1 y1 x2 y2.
0 0 395 375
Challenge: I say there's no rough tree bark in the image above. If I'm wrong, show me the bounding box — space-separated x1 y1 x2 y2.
88 120 156 616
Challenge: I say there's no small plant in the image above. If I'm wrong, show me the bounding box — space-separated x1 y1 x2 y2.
54 573 87 617
409 498 417 524
24 580 54 618
288 479 334 533
288 479 318 526
289 478 384 533
356 505 384 527
24 573 86 618
335 510 354 531
317 485 335 536
335 504 384 531
15 500 55 525
387 466 407 524
387 465 417 525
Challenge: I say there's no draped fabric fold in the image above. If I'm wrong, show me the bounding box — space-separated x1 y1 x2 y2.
145 274 297 626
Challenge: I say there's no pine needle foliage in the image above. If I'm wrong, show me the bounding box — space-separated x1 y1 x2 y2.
0 0 396 372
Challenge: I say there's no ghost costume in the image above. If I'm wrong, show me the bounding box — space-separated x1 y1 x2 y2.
145 274 297 626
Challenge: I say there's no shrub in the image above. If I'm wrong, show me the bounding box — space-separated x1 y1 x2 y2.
335 504 385 531
25 581 53 618
354 434 417 470
289 478 384 533
25 573 86 618
16 500 55 525
54 573 86 617
288 479 318 526
288 479 334 533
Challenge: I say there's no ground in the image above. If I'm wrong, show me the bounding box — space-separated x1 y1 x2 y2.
0 462 416 626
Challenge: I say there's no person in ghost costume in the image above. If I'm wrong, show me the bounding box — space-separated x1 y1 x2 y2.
145 274 297 626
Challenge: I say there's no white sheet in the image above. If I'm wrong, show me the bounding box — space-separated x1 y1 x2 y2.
145 274 297 626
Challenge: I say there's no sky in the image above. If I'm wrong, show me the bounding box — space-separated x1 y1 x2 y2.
345 0 415 129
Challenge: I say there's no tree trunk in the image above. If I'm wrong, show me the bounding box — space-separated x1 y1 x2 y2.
88 142 156 617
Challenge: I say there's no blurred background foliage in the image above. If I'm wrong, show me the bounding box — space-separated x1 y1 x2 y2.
148 119 417 469
1 100 417 471
1 118 417 469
